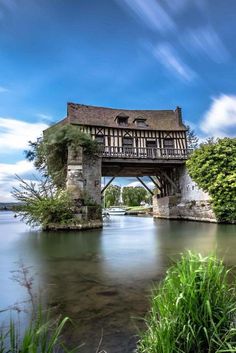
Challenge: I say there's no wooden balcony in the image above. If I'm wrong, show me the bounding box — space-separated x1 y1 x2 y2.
100 146 191 160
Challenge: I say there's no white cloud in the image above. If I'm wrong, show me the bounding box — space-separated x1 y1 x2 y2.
164 0 189 14
152 43 197 82
0 160 35 202
0 0 17 12
201 95 236 137
184 26 230 63
0 117 48 151
36 113 54 122
117 0 175 33
126 180 155 189
0 86 9 93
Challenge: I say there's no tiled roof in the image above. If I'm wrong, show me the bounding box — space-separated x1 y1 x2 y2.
66 103 187 131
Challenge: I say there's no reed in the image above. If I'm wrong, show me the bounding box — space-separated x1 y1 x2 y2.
138 251 236 353
0 310 79 353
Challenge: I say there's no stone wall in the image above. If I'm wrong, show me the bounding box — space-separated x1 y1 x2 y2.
153 165 217 222
66 146 102 228
67 146 102 205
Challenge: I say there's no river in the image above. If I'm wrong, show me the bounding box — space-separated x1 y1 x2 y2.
0 211 236 352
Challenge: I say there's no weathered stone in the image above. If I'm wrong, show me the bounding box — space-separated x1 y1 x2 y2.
153 166 217 222
42 220 103 231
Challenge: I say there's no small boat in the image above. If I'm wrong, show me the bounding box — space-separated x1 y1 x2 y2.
106 207 126 215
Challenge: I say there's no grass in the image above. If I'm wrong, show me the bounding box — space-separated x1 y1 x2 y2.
0 309 79 353
138 251 236 353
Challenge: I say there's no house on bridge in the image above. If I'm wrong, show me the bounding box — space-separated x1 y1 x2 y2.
49 103 215 226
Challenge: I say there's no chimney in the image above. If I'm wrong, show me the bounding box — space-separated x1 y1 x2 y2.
175 106 182 125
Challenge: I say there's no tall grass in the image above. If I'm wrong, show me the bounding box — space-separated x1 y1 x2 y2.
0 310 78 353
138 252 236 353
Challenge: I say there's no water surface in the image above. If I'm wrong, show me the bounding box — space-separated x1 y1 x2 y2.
0 212 235 352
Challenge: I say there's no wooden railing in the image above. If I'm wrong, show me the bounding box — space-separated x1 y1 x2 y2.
100 146 191 159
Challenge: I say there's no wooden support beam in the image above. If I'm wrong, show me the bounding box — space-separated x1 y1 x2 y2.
101 177 115 194
159 170 178 192
149 176 162 191
137 177 154 195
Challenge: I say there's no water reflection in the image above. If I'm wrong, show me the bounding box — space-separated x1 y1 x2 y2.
101 216 162 281
0 212 236 352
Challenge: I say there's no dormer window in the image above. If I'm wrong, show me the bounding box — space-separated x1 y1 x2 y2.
115 113 129 126
134 118 147 127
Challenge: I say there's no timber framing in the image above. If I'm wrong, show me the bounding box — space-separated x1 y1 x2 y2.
47 102 191 203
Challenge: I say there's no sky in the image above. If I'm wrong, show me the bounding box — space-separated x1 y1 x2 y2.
0 0 236 201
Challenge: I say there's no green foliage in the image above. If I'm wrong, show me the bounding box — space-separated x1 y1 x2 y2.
122 186 149 206
104 185 121 207
187 137 236 222
25 124 99 187
186 125 199 149
0 313 76 353
12 176 76 227
138 251 236 353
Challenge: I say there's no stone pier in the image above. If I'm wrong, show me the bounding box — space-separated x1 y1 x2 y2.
153 166 217 223
65 146 103 229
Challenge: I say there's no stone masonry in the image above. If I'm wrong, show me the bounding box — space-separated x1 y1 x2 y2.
153 166 217 222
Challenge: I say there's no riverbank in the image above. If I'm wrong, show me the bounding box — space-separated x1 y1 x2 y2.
125 206 152 215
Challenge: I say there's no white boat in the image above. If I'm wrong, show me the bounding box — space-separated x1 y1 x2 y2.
106 207 126 215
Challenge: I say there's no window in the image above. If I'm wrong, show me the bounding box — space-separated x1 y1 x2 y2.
123 137 133 146
163 138 174 148
146 139 156 148
117 117 128 126
115 113 129 126
95 135 105 145
134 118 147 127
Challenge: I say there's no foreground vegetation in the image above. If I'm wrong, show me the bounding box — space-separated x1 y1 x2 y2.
0 313 76 353
3 252 236 352
139 252 236 353
187 137 236 223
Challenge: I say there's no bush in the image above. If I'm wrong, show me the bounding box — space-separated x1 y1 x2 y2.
187 138 236 223
138 252 236 353
12 176 76 227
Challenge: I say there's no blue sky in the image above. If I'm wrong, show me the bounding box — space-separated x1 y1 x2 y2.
0 0 236 201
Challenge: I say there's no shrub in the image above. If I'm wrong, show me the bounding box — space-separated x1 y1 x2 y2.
138 252 236 353
12 176 76 227
187 138 236 223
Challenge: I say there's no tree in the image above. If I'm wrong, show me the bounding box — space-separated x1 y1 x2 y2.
104 185 121 207
186 125 199 150
186 137 236 223
25 125 99 188
122 186 149 207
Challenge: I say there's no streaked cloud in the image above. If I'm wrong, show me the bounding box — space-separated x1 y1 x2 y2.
164 0 189 14
0 160 35 202
117 0 175 33
126 180 154 189
152 43 197 82
201 94 236 137
36 113 54 122
184 26 230 63
0 86 9 93
0 117 48 151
